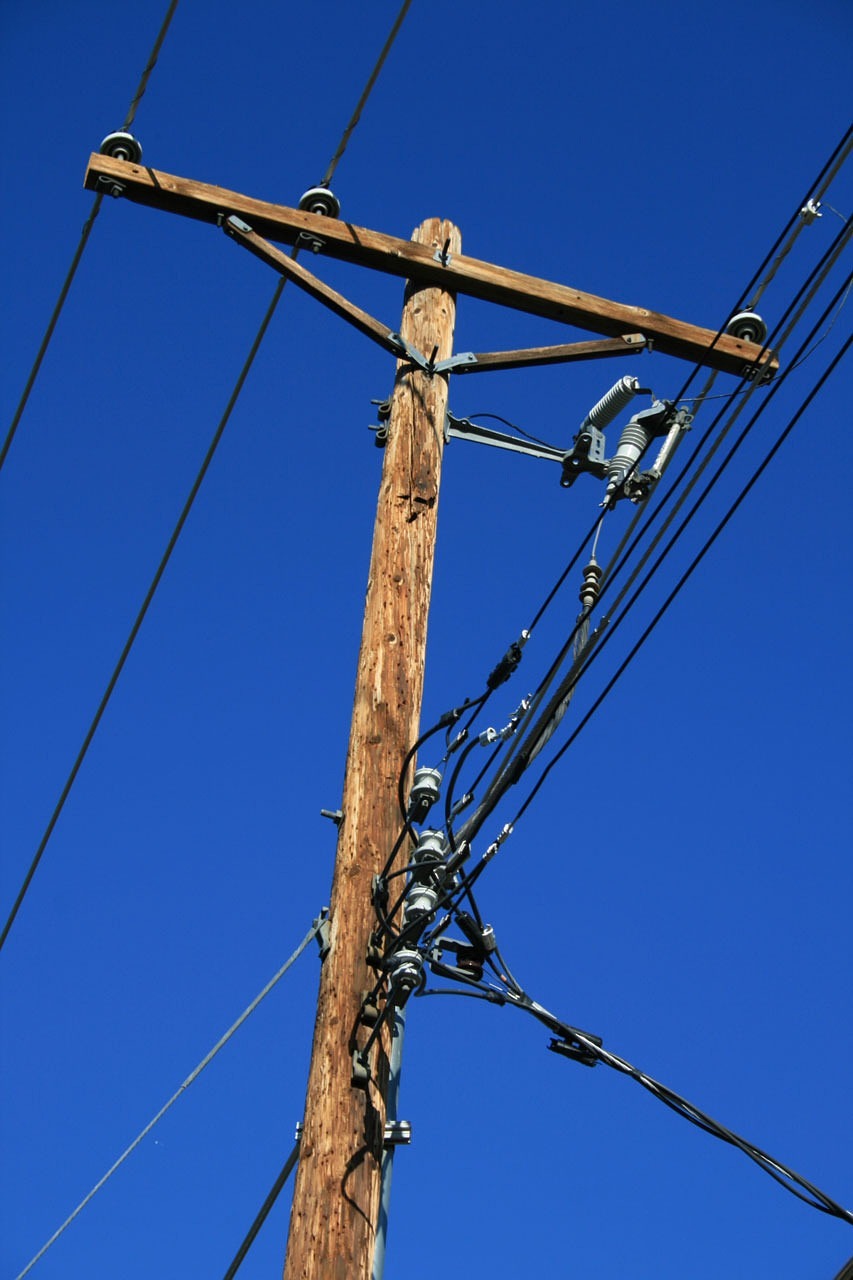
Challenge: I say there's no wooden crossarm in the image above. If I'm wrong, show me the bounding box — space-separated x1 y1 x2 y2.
85 154 778 379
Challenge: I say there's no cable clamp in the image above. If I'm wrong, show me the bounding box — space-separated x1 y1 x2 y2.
800 198 822 224
547 1030 602 1069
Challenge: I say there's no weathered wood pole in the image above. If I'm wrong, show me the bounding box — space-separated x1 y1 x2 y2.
283 217 461 1280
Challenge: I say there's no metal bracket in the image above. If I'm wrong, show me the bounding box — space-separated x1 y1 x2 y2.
352 1049 371 1089
96 175 126 199
385 332 433 372
320 808 343 826
434 351 478 374
296 230 326 254
383 1120 412 1147
434 239 453 267
445 412 565 464
222 214 253 236
559 425 609 487
313 908 331 961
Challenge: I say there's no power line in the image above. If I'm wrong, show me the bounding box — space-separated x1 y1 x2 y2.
507 325 850 832
446 217 851 843
0 274 289 954
507 988 853 1225
221 1140 302 1280
13 914 324 1280
0 0 182 474
1 0 418 953
319 0 414 188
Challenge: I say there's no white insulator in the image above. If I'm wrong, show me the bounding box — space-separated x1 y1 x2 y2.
581 375 640 431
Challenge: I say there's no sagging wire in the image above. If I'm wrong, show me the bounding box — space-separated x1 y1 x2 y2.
513 987 853 1224
409 906 853 1223
0 0 182 474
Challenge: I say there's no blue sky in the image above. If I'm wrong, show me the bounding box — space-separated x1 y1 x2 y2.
1 2 851 1277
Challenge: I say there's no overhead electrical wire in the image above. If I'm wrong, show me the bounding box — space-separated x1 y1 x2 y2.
504 986 853 1224
319 0 413 188
221 1139 302 1280
0 0 417 954
445 213 851 844
12 914 324 1280
0 0 181 474
506 324 851 833
0 275 289 954
439 131 853 782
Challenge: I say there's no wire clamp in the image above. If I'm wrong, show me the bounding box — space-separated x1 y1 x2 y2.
799 198 822 224
547 1031 602 1069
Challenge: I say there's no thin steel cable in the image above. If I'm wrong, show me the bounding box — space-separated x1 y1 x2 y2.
13 916 323 1280
0 0 181 474
221 1139 301 1280
0 275 288 953
320 0 414 187
121 0 181 131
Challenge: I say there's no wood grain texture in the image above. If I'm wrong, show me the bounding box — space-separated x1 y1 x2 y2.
281 219 462 1280
458 334 648 373
84 155 777 378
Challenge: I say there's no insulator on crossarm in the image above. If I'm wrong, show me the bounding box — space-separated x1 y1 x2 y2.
580 375 640 432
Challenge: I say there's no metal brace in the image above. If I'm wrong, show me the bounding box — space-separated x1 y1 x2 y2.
434 238 453 266
385 332 432 372
221 214 253 236
434 351 479 374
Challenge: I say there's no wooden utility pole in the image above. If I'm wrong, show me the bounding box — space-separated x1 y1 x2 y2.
282 218 461 1280
81 151 779 1276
